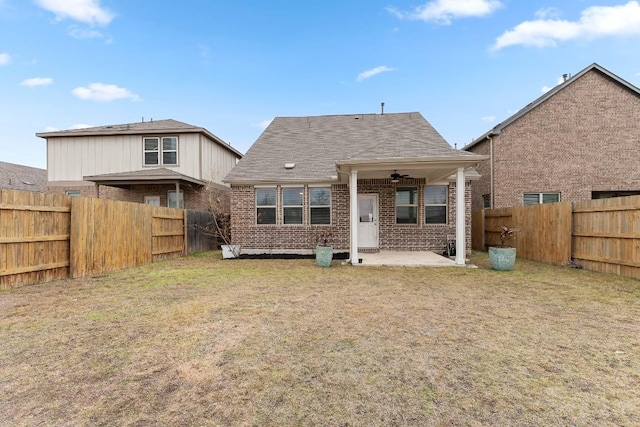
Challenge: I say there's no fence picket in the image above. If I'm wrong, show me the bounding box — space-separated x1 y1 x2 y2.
473 195 640 280
0 189 214 289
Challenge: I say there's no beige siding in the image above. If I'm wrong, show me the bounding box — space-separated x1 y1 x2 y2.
200 136 240 184
47 132 237 185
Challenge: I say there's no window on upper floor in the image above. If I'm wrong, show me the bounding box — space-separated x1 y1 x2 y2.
144 137 178 166
523 192 559 205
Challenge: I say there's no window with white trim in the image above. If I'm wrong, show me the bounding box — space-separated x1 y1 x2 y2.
283 187 304 225
144 136 178 166
425 186 448 224
168 190 184 208
396 187 418 224
523 192 559 205
256 188 277 224
309 187 331 225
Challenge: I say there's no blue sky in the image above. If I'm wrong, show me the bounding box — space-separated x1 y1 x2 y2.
2 0 640 168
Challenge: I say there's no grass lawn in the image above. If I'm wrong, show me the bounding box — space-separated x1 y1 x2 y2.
1 251 639 426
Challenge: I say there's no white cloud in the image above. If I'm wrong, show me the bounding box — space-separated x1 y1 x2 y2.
481 115 495 122
389 0 502 25
0 53 10 65
493 1 640 50
20 77 53 87
72 83 140 102
67 25 111 42
535 7 561 20
541 76 566 93
36 0 114 26
44 126 59 132
252 119 273 129
356 65 395 82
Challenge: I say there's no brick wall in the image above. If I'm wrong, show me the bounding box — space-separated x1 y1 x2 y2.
468 69 640 209
46 182 229 211
230 179 472 254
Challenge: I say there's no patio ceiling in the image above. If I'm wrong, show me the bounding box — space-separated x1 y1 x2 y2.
335 155 486 183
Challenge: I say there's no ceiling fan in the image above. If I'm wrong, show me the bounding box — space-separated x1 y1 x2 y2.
390 170 411 183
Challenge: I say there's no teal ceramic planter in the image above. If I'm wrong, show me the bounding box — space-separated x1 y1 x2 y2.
315 245 333 267
488 247 517 271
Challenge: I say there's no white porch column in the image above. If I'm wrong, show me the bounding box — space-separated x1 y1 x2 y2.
349 170 359 264
455 167 466 265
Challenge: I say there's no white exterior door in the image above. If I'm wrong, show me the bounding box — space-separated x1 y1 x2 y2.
358 194 379 248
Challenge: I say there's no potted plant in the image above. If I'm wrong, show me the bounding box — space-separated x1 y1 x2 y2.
488 226 519 271
212 212 241 259
315 231 333 267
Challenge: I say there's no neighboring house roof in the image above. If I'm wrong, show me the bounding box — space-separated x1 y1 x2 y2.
36 119 243 158
225 112 483 183
84 168 206 187
464 63 640 151
0 161 47 192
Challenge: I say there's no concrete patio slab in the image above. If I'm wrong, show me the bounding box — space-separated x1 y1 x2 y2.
357 251 458 267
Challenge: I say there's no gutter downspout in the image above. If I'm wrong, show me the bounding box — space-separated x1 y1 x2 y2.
488 134 494 209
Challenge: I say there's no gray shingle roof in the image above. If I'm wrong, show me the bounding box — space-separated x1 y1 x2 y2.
84 168 205 186
224 112 479 183
0 161 47 192
36 119 243 158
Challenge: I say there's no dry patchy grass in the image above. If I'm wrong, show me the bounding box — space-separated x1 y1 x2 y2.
1 252 639 426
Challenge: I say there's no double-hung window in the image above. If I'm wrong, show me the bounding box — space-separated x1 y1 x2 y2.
256 188 277 224
168 190 184 208
283 187 304 224
310 187 331 225
144 136 178 166
523 192 559 205
425 186 448 224
396 187 418 224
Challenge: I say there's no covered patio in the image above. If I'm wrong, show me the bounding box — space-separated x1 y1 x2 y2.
358 250 459 267
336 155 486 266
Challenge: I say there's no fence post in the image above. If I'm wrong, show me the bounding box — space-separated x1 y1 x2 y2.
183 209 188 256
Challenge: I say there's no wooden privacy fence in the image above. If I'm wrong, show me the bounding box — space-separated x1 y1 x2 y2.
1 189 215 289
472 195 640 280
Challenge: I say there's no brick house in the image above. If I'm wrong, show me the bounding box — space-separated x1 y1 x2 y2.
37 119 242 210
464 63 640 210
224 112 486 265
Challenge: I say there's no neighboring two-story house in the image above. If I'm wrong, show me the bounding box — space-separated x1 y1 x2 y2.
465 63 640 210
37 119 242 210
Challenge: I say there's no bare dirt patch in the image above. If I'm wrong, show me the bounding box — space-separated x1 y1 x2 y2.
1 252 639 426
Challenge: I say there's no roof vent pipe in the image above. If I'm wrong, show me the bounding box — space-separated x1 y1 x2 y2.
381 102 385 115
563 73 569 82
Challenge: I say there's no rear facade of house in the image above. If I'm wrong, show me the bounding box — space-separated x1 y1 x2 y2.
225 112 486 261
465 63 640 210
